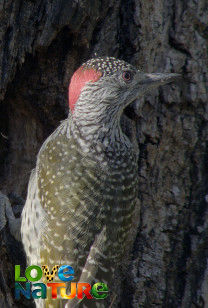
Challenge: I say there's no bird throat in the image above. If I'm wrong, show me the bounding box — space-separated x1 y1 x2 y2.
70 114 133 162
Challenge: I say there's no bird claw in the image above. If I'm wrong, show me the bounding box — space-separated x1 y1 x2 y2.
0 191 22 241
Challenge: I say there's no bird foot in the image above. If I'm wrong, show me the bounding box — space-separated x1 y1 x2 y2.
0 191 22 241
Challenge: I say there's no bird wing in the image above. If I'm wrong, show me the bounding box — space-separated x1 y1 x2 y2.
36 118 106 280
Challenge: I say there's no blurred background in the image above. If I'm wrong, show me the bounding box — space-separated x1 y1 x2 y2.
0 0 208 307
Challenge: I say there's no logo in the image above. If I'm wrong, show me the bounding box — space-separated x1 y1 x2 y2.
15 265 108 301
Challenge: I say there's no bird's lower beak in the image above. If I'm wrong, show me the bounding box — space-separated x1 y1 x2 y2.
139 72 181 89
124 72 180 121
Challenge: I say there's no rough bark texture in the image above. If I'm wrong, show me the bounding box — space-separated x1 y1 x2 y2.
0 0 208 307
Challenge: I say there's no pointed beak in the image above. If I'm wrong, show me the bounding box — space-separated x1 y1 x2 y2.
124 72 180 120
139 72 181 89
124 71 180 120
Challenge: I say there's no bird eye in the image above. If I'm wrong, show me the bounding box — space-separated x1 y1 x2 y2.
122 71 133 82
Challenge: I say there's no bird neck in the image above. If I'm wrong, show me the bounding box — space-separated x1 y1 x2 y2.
70 108 131 153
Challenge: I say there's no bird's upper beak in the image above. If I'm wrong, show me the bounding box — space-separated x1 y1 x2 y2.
124 72 180 121
138 72 181 90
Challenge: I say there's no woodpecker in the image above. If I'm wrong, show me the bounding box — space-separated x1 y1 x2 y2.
20 57 179 308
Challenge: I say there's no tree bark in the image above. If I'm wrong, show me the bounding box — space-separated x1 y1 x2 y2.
0 0 207 307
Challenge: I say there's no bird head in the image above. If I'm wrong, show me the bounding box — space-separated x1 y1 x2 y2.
68 57 179 124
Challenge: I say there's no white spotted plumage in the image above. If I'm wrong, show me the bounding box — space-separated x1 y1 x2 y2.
21 57 178 307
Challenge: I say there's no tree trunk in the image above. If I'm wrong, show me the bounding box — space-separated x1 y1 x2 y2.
0 0 207 307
